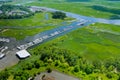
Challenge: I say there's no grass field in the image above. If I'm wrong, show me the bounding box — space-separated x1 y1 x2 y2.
5 23 120 80
27 23 120 61
0 12 71 27
1 1 120 79
29 23 120 79
0 12 73 40
52 23 120 61
26 2 120 19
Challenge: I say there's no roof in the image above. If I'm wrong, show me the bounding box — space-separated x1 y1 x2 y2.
16 50 30 59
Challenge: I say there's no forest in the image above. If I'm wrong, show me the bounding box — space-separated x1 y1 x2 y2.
0 5 35 19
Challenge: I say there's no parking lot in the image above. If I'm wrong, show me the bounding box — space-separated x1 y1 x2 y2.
0 37 19 70
0 50 19 70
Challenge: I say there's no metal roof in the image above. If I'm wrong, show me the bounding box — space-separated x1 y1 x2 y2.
16 50 30 59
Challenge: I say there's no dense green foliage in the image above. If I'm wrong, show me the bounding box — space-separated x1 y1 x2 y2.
0 5 30 12
91 5 120 19
52 11 66 20
0 69 10 80
13 71 30 80
0 23 120 80
0 5 34 19
0 1 120 80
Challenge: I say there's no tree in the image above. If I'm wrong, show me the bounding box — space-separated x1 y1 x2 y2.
0 4 35 19
67 55 78 66
40 53 51 61
84 64 94 74
106 73 113 79
118 74 120 80
74 65 79 72
55 60 61 66
52 11 66 20
14 71 30 80
34 60 40 69
0 70 10 80
92 60 102 69
47 68 52 73
27 63 34 70
108 65 114 72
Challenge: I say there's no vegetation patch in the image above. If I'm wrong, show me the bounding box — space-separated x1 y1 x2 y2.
52 11 67 20
90 5 120 19
1 23 120 80
26 2 120 19
0 12 73 40
0 4 35 19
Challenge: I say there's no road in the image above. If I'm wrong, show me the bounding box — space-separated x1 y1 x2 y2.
0 6 120 70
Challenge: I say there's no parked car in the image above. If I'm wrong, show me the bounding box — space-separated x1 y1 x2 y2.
0 53 5 59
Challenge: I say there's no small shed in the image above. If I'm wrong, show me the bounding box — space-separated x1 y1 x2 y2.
16 50 30 59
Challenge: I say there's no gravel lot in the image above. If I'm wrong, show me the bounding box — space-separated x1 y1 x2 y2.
34 70 80 80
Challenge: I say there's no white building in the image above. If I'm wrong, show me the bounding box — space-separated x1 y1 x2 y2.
16 50 31 59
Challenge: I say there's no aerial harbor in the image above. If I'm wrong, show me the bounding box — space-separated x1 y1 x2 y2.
0 0 120 80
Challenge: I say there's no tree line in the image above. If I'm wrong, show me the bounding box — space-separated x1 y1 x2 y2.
0 41 120 80
0 5 35 19
1 42 120 80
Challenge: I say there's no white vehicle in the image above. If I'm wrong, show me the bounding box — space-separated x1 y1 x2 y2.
0 38 10 43
17 45 26 50
0 53 5 59
33 38 43 44
33 39 39 44
50 33 55 36
1 46 8 53
17 44 29 50
63 28 69 31
17 46 21 50
42 35 49 39
58 31 61 33
27 42 34 47
0 46 4 50
54 31 59 35
39 38 43 42
77 20 87 26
